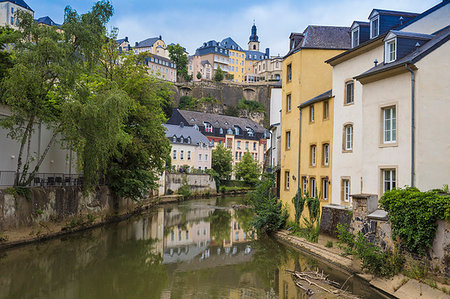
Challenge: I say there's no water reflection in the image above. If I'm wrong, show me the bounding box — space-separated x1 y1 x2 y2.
0 196 383 299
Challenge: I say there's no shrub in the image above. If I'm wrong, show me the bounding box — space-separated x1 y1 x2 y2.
380 187 450 255
325 241 333 248
178 175 191 199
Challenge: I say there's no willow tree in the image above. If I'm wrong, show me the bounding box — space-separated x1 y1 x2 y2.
0 1 118 186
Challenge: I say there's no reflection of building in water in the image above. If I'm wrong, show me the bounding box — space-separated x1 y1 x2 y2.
278 259 307 299
223 209 253 248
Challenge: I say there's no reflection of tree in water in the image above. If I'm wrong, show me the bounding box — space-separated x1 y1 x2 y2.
209 209 231 244
235 208 255 236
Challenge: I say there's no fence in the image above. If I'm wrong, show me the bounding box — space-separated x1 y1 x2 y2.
0 171 91 187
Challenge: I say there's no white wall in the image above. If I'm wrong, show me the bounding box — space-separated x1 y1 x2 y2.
270 87 282 126
0 2 33 29
331 46 384 205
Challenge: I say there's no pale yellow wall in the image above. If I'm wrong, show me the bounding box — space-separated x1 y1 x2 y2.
280 49 344 221
228 49 246 83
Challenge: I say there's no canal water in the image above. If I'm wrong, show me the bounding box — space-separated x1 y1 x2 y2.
0 196 387 299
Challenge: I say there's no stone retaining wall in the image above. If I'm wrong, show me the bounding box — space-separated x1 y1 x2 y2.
320 204 352 238
165 173 216 195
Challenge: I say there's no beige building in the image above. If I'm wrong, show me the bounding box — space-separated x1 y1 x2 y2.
145 54 177 82
164 123 212 172
0 0 33 28
188 40 230 81
116 36 130 53
327 1 450 205
134 36 169 58
253 56 282 82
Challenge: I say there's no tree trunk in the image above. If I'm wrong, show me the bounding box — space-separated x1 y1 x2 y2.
14 116 34 186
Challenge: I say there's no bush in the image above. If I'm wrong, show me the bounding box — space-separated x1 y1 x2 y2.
325 241 333 248
178 175 191 199
336 224 404 277
380 187 450 255
250 172 288 234
237 99 265 113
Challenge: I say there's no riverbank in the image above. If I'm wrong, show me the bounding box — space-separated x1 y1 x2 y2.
275 230 450 299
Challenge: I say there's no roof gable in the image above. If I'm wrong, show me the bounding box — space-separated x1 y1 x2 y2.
135 37 160 48
1 0 33 11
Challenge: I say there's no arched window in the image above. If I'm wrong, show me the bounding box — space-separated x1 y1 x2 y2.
219 128 223 135
227 128 233 135
253 45 256 50
172 136 176 143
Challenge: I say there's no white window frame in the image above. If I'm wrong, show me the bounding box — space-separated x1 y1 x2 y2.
323 144 329 166
383 106 397 143
286 131 291 150
285 171 290 190
180 150 184 160
310 105 315 122
370 16 379 39
345 81 354 104
352 27 360 48
302 177 307 195
287 94 291 112
311 145 316 166
173 150 177 159
345 125 353 150
310 178 316 197
198 153 202 161
187 151 191 160
385 38 397 63
382 169 396 193
237 141 241 149
343 179 350 202
322 178 329 200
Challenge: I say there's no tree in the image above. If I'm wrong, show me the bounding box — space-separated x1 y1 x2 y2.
167 43 189 82
0 1 116 186
211 144 233 180
213 66 224 82
196 71 202 80
235 152 261 186
225 73 234 81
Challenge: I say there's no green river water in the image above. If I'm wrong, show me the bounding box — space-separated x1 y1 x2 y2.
0 196 388 298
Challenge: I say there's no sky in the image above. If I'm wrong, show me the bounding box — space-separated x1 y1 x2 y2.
27 0 440 56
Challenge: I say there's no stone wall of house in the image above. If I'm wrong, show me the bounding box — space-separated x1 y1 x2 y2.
165 173 216 195
320 204 352 238
0 186 144 230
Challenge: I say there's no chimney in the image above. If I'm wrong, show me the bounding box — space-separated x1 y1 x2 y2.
265 48 270 57
125 36 128 42
135 42 138 47
374 59 378 67
159 35 162 40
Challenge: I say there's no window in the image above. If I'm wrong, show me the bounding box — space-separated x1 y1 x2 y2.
10 17 13 25
302 177 307 195
310 105 314 122
352 28 359 48
235 152 238 160
226 138 232 149
342 179 350 202
173 150 177 159
187 137 191 144
198 153 202 161
237 141 241 149
239 152 242 160
172 136 177 143
323 100 329 119
322 178 329 200
205 154 208 161
285 171 290 190
345 81 354 104
383 106 397 143
246 127 254 137
382 169 396 193
323 144 329 166
245 142 249 150
180 150 184 160
187 151 191 160
234 126 240 135
310 178 316 197
11 7 14 14
311 145 316 166
287 64 292 82
219 128 223 134
180 137 184 143
287 94 291 112
385 39 396 63
371 16 379 38
286 131 291 150
253 142 256 151
179 230 182 241
344 125 353 151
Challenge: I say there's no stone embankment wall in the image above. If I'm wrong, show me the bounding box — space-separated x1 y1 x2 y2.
164 173 216 195
173 81 272 115
0 186 143 230
320 204 352 238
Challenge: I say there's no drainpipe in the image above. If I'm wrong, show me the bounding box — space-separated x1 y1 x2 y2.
297 106 302 196
405 64 415 187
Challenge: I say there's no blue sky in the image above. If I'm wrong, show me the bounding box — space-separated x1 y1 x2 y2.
27 0 440 56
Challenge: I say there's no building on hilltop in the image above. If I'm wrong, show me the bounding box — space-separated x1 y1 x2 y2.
0 0 33 28
189 40 231 82
220 37 246 83
134 36 169 58
326 1 450 206
144 54 177 82
167 109 269 168
116 37 131 53
164 123 212 172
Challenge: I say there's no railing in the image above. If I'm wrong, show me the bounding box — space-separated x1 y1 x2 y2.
0 171 91 187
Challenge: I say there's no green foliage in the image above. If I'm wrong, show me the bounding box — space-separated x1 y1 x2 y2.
225 73 234 80
213 66 224 82
0 27 15 81
196 71 202 80
0 232 8 242
209 209 231 244
224 105 240 117
4 187 30 201
178 95 219 111
234 152 260 186
292 191 305 225
177 175 192 199
211 144 233 180
249 172 288 234
167 43 189 81
306 190 321 223
325 241 333 248
380 187 450 255
237 99 265 113
336 224 404 277
288 190 321 242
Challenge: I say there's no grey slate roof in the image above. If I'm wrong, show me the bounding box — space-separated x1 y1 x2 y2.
285 25 351 57
300 90 332 108
0 0 32 11
200 60 210 66
135 37 160 48
36 16 59 26
221 37 243 51
370 9 419 18
116 37 128 45
355 26 450 80
387 30 433 40
163 124 209 145
177 110 266 133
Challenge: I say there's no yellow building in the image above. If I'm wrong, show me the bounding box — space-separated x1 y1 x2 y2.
280 26 350 221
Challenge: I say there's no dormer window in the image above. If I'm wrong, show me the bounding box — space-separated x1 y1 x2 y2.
352 27 359 48
227 128 233 135
385 39 396 63
187 137 191 144
194 124 199 131
172 136 177 143
219 128 223 134
234 126 240 135
246 127 254 137
180 137 184 143
370 16 379 39
204 122 213 133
